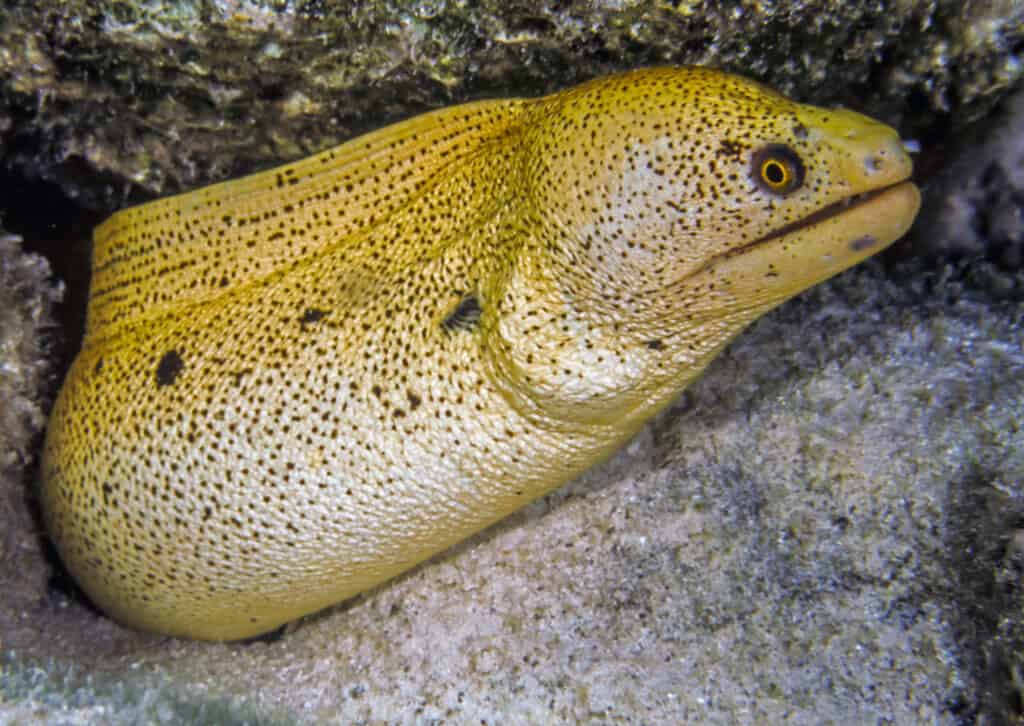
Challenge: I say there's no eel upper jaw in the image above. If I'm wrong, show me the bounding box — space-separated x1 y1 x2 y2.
740 176 917 254
667 175 922 321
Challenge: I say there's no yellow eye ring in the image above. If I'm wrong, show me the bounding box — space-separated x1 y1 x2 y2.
751 144 804 195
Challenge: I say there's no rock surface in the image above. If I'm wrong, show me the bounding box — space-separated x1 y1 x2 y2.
914 85 1024 269
0 1 1021 207
0 230 62 658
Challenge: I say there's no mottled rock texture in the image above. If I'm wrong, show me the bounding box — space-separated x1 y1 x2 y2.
0 230 62 643
914 86 1024 269
0 1 1021 208
0 0 1022 724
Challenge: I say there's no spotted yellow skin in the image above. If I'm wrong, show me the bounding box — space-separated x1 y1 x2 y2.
41 67 920 641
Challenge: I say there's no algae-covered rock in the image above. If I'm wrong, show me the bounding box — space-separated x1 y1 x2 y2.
0 228 63 657
914 85 1024 268
0 0 1021 208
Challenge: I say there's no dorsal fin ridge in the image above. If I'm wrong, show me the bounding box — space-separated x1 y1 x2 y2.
86 96 528 341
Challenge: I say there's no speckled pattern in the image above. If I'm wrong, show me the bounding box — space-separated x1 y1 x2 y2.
40 67 919 640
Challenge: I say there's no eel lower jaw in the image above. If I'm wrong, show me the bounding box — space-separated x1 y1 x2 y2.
690 179 922 313
751 181 911 249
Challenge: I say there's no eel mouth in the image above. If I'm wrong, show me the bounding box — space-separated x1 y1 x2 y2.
680 177 921 303
744 179 915 252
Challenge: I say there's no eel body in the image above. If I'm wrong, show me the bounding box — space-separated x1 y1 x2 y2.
41 67 921 640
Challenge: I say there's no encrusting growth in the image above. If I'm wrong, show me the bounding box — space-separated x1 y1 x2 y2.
41 67 921 640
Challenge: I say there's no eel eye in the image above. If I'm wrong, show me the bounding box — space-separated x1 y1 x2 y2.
751 144 804 195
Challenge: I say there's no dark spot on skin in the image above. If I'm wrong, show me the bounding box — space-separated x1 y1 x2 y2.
219 276 229 287
716 139 745 161
155 350 184 388
849 235 878 251
645 339 664 350
793 123 809 139
371 384 383 399
94 358 104 375
442 293 482 332
300 308 327 325
102 482 113 503
407 390 422 410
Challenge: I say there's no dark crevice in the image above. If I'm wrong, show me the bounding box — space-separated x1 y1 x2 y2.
0 169 102 377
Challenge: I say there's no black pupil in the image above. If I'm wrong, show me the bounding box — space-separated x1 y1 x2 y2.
765 161 786 184
750 144 804 195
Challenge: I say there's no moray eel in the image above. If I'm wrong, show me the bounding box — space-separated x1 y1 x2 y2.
40 67 921 641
